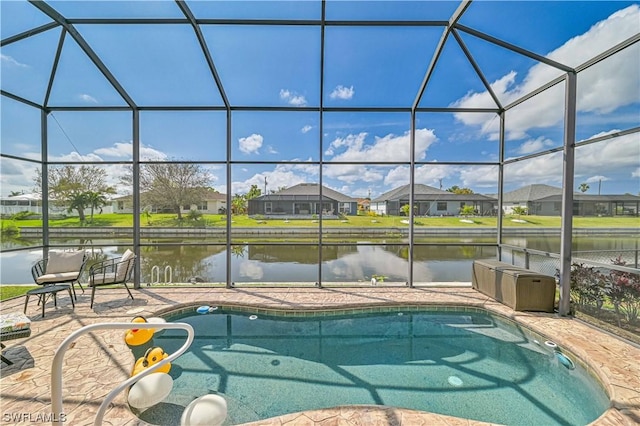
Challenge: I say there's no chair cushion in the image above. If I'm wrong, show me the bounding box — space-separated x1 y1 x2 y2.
36 271 80 284
1 313 31 334
90 272 118 286
116 249 135 281
46 250 85 274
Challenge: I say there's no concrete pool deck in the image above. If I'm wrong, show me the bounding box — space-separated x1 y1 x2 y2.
1 285 638 425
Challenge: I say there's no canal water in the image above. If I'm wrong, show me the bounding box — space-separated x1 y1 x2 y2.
1 235 637 285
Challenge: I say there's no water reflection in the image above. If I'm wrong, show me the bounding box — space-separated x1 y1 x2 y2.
1 236 637 284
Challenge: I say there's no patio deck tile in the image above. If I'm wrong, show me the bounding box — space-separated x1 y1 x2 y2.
1 286 638 425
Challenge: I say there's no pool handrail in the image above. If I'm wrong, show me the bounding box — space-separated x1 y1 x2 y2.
50 322 194 426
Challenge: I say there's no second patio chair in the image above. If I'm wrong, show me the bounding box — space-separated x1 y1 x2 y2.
88 249 137 308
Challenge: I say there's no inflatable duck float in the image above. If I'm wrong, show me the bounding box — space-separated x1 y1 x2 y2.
132 346 171 376
128 347 173 410
125 316 155 346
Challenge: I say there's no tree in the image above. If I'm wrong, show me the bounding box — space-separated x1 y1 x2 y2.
579 183 590 193
246 184 262 200
446 185 474 194
35 165 115 222
135 163 212 220
231 194 247 215
85 191 110 221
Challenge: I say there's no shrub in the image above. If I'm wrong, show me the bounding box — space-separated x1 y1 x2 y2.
186 209 202 222
569 263 607 310
607 256 640 326
11 211 36 220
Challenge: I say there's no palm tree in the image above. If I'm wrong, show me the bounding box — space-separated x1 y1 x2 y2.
67 192 89 222
85 191 108 222
578 183 590 193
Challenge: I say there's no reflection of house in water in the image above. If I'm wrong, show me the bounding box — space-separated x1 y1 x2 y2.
248 244 358 264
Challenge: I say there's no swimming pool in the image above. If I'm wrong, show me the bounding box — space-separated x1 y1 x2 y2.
136 306 609 425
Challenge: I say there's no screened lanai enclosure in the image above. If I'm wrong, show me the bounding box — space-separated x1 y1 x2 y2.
1 1 639 319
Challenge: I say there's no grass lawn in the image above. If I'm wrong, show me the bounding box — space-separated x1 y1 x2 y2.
0 285 37 301
2 213 638 230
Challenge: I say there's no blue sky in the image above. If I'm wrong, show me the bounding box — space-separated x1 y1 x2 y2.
1 0 639 199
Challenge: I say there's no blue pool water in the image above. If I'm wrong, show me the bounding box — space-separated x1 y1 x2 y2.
137 307 609 426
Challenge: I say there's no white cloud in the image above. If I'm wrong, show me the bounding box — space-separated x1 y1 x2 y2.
324 164 384 184
266 145 278 154
301 125 313 134
583 175 610 184
0 157 38 196
453 5 640 141
460 131 639 191
632 168 640 178
325 128 437 162
238 133 263 154
279 89 307 106
94 142 132 158
78 94 98 103
515 136 555 155
330 85 355 100
1 54 28 68
239 261 263 280
574 132 639 175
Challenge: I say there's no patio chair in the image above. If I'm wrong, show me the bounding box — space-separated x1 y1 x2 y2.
31 250 88 301
88 249 136 308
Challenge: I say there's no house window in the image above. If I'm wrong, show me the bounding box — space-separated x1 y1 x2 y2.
339 202 350 214
437 202 447 211
554 202 561 211
265 202 272 214
197 202 207 210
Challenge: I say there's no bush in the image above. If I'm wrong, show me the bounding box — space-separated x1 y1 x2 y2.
607 256 640 326
569 263 607 310
186 209 202 222
11 211 37 220
565 260 640 328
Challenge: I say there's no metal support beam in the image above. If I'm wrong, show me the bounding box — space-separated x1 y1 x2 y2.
413 0 472 108
408 109 416 287
41 110 49 249
317 0 327 288
44 29 66 107
558 72 577 316
497 111 505 259
454 24 574 72
132 109 141 288
175 0 230 109
28 0 137 108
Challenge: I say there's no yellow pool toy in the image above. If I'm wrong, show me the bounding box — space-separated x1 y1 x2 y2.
124 316 154 346
131 346 171 376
